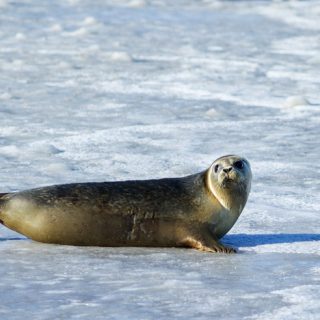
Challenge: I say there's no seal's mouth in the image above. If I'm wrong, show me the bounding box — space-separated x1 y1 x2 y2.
221 177 233 188
220 174 239 188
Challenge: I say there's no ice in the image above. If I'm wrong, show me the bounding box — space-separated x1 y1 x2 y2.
49 24 63 33
14 33 26 41
105 51 133 62
65 27 89 37
0 0 7 8
284 96 310 108
0 0 319 319
82 16 98 26
250 285 320 320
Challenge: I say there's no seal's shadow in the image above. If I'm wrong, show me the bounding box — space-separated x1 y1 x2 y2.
1 234 320 249
223 233 320 247
0 237 26 241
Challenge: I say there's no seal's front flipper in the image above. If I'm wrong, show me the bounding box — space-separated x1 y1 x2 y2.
180 236 236 254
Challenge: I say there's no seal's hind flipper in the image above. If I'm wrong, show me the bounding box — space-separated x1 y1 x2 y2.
0 193 10 205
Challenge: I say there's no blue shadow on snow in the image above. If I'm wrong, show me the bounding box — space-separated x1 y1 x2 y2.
223 233 320 247
0 237 26 241
1 234 320 248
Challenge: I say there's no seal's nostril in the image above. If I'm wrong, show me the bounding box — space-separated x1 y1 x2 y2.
223 167 232 173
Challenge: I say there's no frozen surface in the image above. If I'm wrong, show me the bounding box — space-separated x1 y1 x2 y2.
0 0 319 319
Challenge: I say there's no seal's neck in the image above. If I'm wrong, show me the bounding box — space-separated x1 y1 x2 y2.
205 167 248 213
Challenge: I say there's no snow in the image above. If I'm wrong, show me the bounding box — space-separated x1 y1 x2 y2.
284 96 310 108
0 0 319 319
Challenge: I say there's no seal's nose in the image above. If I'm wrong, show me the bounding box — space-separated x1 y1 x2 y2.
223 167 232 173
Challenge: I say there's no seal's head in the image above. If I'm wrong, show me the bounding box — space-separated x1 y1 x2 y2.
207 155 252 211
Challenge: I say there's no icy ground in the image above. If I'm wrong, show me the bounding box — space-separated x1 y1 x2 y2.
0 0 320 319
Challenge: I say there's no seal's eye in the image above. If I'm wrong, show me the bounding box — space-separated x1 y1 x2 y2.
234 160 244 170
214 164 219 173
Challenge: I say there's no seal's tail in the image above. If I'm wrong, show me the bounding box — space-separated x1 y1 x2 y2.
0 193 9 224
0 193 9 204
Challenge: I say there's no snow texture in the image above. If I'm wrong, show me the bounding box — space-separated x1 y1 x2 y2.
0 0 319 319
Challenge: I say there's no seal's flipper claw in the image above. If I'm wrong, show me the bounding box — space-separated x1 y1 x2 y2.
180 236 236 254
207 241 237 254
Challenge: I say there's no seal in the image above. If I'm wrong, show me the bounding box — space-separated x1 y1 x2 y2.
0 155 251 253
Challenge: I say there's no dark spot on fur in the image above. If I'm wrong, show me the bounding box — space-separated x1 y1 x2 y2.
0 219 4 225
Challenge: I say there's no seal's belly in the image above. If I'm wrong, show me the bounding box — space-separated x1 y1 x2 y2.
1 196 185 246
